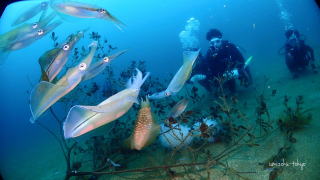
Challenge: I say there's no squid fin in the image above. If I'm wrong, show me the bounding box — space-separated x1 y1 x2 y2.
63 105 98 138
64 93 139 139
182 49 200 63
40 70 49 81
29 81 55 123
38 48 60 70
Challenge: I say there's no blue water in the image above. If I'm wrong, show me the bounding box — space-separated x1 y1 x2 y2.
0 0 319 179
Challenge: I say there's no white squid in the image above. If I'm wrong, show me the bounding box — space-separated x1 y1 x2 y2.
63 68 150 139
148 50 200 99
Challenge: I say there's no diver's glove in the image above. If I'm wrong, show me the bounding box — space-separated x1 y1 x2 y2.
223 69 239 79
190 74 206 83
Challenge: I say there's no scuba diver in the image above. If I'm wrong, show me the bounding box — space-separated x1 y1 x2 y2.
283 29 316 78
190 29 252 93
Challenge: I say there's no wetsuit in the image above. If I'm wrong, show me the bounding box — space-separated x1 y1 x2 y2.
192 40 252 92
285 40 315 76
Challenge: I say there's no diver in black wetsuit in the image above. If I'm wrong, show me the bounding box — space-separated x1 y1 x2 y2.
191 29 252 93
283 29 316 78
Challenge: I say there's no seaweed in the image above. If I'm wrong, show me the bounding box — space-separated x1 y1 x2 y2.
89 32 101 41
259 95 312 180
278 95 312 132
51 32 59 47
86 82 99 96
261 145 292 169
256 94 273 137
189 86 202 102
260 145 292 180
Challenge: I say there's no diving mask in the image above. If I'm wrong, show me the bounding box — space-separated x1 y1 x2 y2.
210 37 222 50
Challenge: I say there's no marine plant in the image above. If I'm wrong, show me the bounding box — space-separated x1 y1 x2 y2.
278 95 312 133
255 93 273 137
50 32 59 47
260 144 292 180
257 94 312 179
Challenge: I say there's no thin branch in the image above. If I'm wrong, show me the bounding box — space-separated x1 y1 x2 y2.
49 108 69 149
71 161 216 176
36 121 68 162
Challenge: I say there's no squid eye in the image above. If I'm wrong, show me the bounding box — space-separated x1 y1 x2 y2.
63 44 70 50
79 63 87 71
98 8 106 14
165 92 170 96
37 29 44 35
103 57 109 62
32 23 38 29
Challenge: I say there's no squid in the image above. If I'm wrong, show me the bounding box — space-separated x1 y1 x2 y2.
38 30 84 82
0 11 56 50
7 16 62 51
29 41 98 123
12 1 49 26
148 50 200 99
168 98 189 118
50 1 125 30
0 23 38 46
82 49 127 81
1 12 61 53
63 68 150 139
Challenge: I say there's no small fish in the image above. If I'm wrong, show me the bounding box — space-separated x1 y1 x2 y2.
82 49 127 81
168 98 189 118
148 50 200 99
63 69 150 138
12 1 49 26
125 98 160 150
29 41 97 123
51 1 125 30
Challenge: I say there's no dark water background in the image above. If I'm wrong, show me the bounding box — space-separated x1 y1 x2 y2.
0 0 319 179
